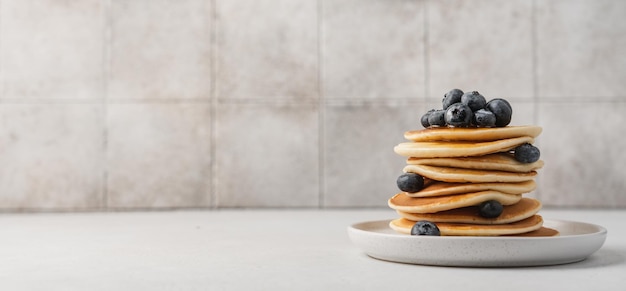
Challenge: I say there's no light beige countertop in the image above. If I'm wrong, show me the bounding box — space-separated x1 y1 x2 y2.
1 209 624 290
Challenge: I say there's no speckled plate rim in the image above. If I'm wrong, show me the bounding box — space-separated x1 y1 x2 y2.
347 219 607 267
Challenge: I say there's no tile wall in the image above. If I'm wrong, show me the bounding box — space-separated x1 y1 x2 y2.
0 0 624 211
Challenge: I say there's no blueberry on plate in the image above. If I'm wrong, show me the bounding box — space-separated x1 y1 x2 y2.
485 98 513 127
514 143 540 163
478 200 503 218
444 103 473 127
411 221 441 236
421 109 435 128
427 109 446 127
461 91 487 112
442 89 464 110
473 109 496 127
396 173 425 193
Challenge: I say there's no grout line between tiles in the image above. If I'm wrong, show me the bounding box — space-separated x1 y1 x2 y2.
107 98 212 104
423 0 429 102
216 98 318 105
531 0 539 120
317 0 325 209
531 0 542 202
217 96 626 105
210 0 219 209
102 0 112 211
323 98 430 107
0 98 213 104
0 0 3 100
0 96 623 106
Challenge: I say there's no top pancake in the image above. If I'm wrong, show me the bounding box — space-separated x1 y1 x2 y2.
394 136 534 158
404 125 542 142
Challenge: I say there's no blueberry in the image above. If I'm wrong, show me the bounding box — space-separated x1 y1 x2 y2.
411 221 441 236
514 143 540 163
478 200 503 218
473 109 496 127
461 91 487 112
442 89 464 110
485 98 512 127
427 109 446 127
396 173 425 193
421 109 435 128
444 103 473 127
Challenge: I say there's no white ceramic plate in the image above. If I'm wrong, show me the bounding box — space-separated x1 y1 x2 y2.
348 219 607 267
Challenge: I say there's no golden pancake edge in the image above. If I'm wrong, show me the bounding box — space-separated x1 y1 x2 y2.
389 215 545 236
407 153 544 173
394 136 535 158
388 191 522 213
404 125 542 142
396 197 541 224
404 164 537 183
405 180 536 197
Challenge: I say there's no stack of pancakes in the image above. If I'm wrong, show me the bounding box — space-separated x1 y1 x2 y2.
388 126 558 236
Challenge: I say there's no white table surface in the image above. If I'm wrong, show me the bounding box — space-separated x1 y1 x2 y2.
1 209 624 291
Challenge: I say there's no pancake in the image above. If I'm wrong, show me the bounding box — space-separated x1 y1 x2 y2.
406 153 544 173
389 215 544 236
405 180 536 197
388 191 521 213
404 164 537 183
396 198 541 224
508 227 559 237
394 136 534 158
404 125 542 142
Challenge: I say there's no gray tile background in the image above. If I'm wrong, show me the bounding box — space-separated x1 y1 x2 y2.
0 0 624 211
